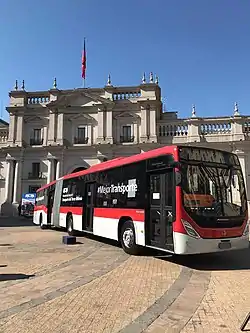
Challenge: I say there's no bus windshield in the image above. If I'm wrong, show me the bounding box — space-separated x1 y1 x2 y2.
181 163 247 227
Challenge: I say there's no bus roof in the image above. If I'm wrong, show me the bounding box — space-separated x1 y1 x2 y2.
37 145 178 192
37 144 236 193
63 145 179 181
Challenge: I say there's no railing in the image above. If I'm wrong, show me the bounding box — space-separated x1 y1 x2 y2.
0 131 8 143
28 172 46 180
158 123 188 137
113 90 141 100
27 95 50 105
120 136 135 143
74 137 89 144
30 138 43 146
200 121 231 134
244 121 250 135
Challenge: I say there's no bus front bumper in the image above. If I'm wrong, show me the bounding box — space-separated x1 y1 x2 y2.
173 231 249 255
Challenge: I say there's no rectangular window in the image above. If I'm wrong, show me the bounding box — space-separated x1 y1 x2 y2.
28 163 40 179
61 177 84 207
32 163 40 177
121 125 133 143
35 188 45 206
30 129 43 145
74 126 88 144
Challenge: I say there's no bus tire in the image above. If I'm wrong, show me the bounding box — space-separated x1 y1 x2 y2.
120 220 139 255
66 215 77 236
40 214 47 230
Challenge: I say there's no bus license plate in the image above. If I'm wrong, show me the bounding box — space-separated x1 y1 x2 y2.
218 241 231 250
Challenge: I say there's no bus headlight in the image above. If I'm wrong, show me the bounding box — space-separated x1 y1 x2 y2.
181 219 201 239
243 222 249 236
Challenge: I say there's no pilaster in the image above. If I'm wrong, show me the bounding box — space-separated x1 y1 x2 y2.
140 104 149 143
15 115 24 146
47 111 56 145
106 109 113 144
96 108 105 143
57 113 64 145
149 108 157 143
7 114 16 144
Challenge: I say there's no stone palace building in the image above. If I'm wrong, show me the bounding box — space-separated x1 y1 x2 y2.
0 73 249 215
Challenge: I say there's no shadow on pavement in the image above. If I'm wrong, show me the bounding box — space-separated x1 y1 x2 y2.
0 217 34 227
0 265 7 268
0 273 35 282
155 247 250 271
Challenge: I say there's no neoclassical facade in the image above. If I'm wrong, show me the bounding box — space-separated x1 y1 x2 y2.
0 74 249 215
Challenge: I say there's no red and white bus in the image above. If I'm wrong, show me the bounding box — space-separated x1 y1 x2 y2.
33 145 249 255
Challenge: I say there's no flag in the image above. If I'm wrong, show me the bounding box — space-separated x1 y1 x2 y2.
81 39 86 79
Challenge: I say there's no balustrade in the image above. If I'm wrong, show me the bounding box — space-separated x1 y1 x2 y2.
0 131 8 143
113 90 141 100
27 95 50 105
158 123 188 137
244 121 250 135
158 116 249 142
200 121 231 134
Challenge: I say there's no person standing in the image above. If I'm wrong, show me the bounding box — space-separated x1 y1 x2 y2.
17 203 21 216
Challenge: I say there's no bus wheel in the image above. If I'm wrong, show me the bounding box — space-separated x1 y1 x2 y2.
40 214 46 230
120 221 139 255
67 215 76 236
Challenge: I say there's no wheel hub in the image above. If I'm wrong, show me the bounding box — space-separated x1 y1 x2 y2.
123 228 134 248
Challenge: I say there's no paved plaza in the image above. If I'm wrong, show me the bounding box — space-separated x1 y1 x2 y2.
0 218 249 332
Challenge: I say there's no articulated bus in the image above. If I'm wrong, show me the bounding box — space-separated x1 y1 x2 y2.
33 145 249 255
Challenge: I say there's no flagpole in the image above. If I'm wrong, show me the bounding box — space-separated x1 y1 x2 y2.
82 37 86 88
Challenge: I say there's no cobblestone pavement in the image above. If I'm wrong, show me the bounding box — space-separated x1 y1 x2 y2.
0 217 250 332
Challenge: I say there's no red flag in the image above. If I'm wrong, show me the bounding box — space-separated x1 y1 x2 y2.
81 39 86 79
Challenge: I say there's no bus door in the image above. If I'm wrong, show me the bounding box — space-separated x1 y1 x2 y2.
83 182 95 232
148 170 174 251
47 188 55 226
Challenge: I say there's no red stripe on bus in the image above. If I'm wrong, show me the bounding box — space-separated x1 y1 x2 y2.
59 207 83 215
34 205 47 213
94 208 145 222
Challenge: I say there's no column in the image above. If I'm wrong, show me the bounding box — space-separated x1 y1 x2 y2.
106 109 113 144
12 160 23 203
140 105 148 142
15 115 24 146
47 111 56 144
5 159 14 202
43 126 48 146
56 160 61 179
57 113 64 145
47 159 52 183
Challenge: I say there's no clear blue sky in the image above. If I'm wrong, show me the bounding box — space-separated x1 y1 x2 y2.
0 0 250 121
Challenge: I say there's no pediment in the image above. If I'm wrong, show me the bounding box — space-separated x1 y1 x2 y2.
47 89 114 108
114 112 139 119
68 113 95 123
24 116 45 123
